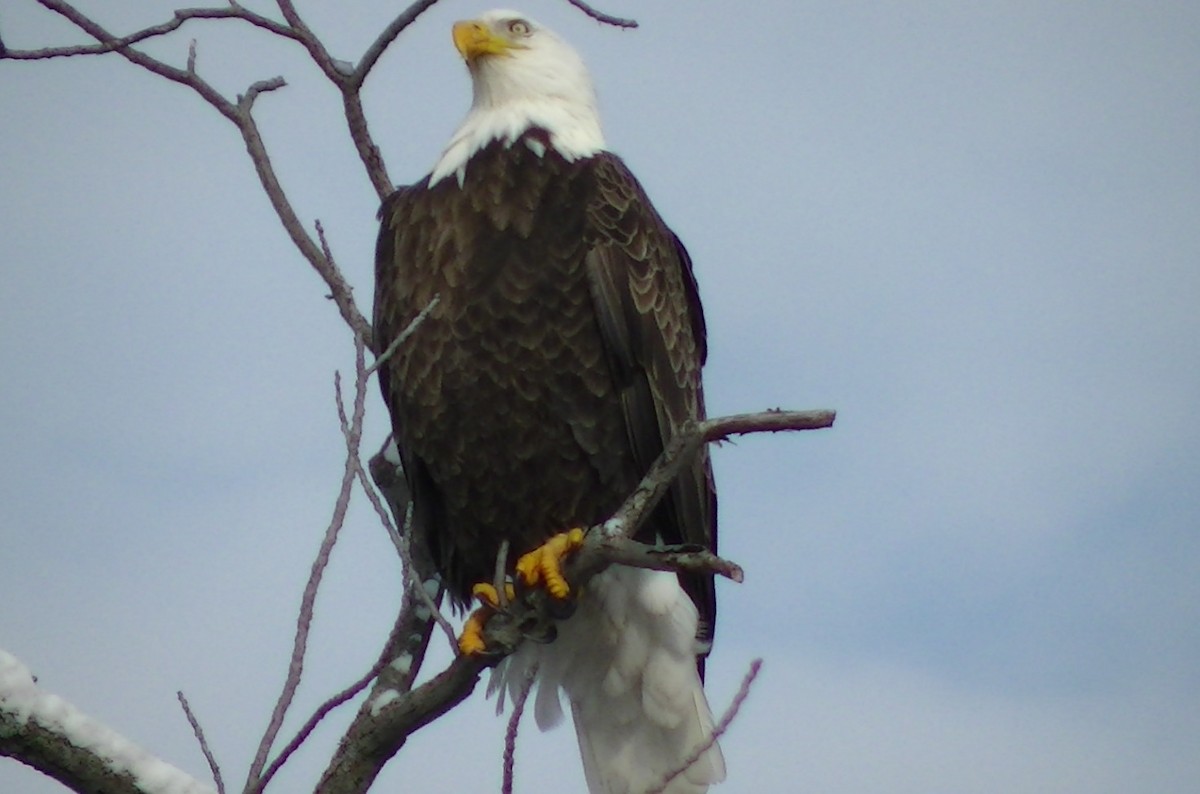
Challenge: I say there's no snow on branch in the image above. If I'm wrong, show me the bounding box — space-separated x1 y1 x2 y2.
0 649 216 794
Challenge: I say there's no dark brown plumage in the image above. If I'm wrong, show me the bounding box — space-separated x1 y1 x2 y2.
373 131 716 650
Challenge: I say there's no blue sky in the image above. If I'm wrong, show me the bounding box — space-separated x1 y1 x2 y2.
2 1 1198 792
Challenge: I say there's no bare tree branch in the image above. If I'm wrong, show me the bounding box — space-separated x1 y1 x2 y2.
602 409 836 543
2 3 299 60
3 0 377 345
502 663 537 794
365 296 440 377
584 536 744 583
1 649 216 794
355 467 459 651
315 407 834 792
237 114 374 344
177 691 226 794
352 0 442 88
251 653 388 794
318 653 487 794
647 658 764 794
244 338 373 790
564 0 639 29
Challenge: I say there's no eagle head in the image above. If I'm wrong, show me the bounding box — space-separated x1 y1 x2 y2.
430 9 606 185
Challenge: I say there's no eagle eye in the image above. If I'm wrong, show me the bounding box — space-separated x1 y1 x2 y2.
507 19 532 36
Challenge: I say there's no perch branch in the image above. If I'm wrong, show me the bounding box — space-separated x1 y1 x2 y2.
315 407 834 792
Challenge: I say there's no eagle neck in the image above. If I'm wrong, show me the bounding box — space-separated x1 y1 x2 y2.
429 100 605 187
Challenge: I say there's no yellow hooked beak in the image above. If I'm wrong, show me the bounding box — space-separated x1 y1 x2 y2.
452 20 513 62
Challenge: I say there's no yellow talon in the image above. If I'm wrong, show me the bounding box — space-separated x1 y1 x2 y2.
460 529 585 654
471 581 515 609
458 607 490 656
515 527 586 599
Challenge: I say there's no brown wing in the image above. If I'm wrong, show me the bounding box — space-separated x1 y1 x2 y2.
373 149 717 656
372 176 455 589
582 153 718 654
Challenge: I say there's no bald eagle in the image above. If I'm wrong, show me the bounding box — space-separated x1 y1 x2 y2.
374 10 724 792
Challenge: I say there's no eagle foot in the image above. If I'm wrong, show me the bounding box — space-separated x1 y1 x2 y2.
457 583 517 657
458 606 491 657
515 527 586 599
471 581 516 609
458 529 585 656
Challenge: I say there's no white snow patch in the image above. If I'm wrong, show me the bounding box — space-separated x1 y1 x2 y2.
601 517 625 538
370 689 401 717
390 653 413 676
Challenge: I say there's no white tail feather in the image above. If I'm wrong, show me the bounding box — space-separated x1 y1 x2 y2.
494 566 725 793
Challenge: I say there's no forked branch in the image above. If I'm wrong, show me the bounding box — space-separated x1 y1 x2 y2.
316 407 835 792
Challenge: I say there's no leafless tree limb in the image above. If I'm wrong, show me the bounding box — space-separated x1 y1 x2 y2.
502 663 537 794
353 0 440 86
243 339 372 791
353 460 458 652
602 409 836 544
565 0 639 29
1 649 215 794
365 296 440 378
251 654 387 794
177 691 226 794
647 658 764 794
3 0 376 344
315 408 834 792
584 536 745 583
317 649 488 793
2 3 299 59
349 439 458 654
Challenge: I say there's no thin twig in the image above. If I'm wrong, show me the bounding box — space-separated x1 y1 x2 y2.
646 658 764 794
602 410 836 542
237 76 286 110
501 663 538 794
343 0 446 196
356 463 458 651
564 0 639 29
2 3 299 60
252 654 391 793
176 691 226 794
15 1 375 342
353 0 443 87
365 295 440 377
245 340 372 790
